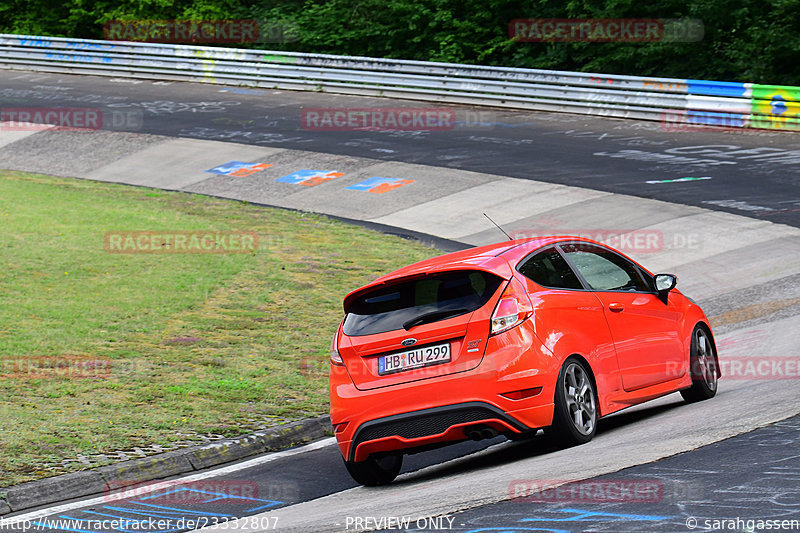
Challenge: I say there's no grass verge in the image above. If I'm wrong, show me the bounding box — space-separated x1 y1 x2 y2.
0 170 437 488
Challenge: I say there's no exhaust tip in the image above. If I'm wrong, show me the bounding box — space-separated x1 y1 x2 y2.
466 426 498 441
481 428 498 440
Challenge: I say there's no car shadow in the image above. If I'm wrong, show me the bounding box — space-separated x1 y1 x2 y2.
394 396 687 485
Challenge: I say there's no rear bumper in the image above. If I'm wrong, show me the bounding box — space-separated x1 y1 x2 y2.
330 321 559 462
344 401 550 462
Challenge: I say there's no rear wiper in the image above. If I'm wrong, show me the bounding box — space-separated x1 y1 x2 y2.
402 308 469 330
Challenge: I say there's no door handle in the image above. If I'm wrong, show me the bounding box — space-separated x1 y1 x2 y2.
608 302 625 313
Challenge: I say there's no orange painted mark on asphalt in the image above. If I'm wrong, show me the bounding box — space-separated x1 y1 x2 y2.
369 179 415 194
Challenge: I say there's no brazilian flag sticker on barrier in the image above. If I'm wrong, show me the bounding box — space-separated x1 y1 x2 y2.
751 85 800 130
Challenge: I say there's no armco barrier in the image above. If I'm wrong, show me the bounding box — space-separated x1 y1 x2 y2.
0 34 798 131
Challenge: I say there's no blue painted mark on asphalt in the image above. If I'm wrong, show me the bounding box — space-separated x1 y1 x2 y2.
57 514 164 533
138 487 282 512
244 502 280 512
106 503 228 516
454 120 535 129
465 529 569 533
519 508 672 522
71 511 161 532
345 176 414 193
646 176 712 184
197 495 232 503
138 488 234 502
465 526 572 533
33 487 285 532
275 169 343 186
50 507 226 533
219 88 271 96
74 511 150 524
206 161 254 175
93 508 188 522
462 508 673 532
206 161 272 177
346 176 395 191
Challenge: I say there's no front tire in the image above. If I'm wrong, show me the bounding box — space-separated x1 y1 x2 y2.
550 357 598 446
344 454 403 486
680 325 718 403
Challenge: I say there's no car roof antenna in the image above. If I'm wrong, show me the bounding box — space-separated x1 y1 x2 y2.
483 213 512 241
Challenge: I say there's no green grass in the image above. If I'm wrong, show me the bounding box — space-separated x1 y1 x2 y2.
0 170 437 488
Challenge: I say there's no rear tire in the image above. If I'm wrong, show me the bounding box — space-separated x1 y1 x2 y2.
550 357 598 446
680 325 718 403
344 454 403 486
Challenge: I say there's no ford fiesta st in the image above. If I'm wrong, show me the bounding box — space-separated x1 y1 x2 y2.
329 236 719 485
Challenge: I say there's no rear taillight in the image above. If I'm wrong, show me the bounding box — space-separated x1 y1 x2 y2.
331 327 344 365
491 277 533 335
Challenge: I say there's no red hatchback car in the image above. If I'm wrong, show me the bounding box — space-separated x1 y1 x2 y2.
330 236 719 485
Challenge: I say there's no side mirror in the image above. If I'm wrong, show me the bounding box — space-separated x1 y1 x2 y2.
654 274 677 303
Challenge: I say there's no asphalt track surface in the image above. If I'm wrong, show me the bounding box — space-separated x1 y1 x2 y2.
3 414 799 533
1 71 800 226
406 415 800 533
1 71 800 532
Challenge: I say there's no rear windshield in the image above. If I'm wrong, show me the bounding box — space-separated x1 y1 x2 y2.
343 270 504 336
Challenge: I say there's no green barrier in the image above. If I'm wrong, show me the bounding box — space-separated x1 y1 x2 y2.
751 84 800 130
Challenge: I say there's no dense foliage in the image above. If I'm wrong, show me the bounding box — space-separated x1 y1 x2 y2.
2 0 799 84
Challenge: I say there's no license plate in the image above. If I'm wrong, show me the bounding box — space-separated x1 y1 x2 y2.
378 342 451 375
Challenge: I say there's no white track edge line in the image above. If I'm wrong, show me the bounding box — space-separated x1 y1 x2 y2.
2 438 336 523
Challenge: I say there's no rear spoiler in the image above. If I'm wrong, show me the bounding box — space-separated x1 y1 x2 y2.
342 259 514 313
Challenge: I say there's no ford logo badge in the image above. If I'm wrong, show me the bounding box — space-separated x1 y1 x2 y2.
401 338 417 347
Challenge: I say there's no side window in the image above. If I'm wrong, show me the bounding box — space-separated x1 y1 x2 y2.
517 247 584 289
560 243 648 292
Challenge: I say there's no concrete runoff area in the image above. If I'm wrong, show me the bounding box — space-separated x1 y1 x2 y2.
85 138 285 190
2 127 797 300
0 123 51 149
